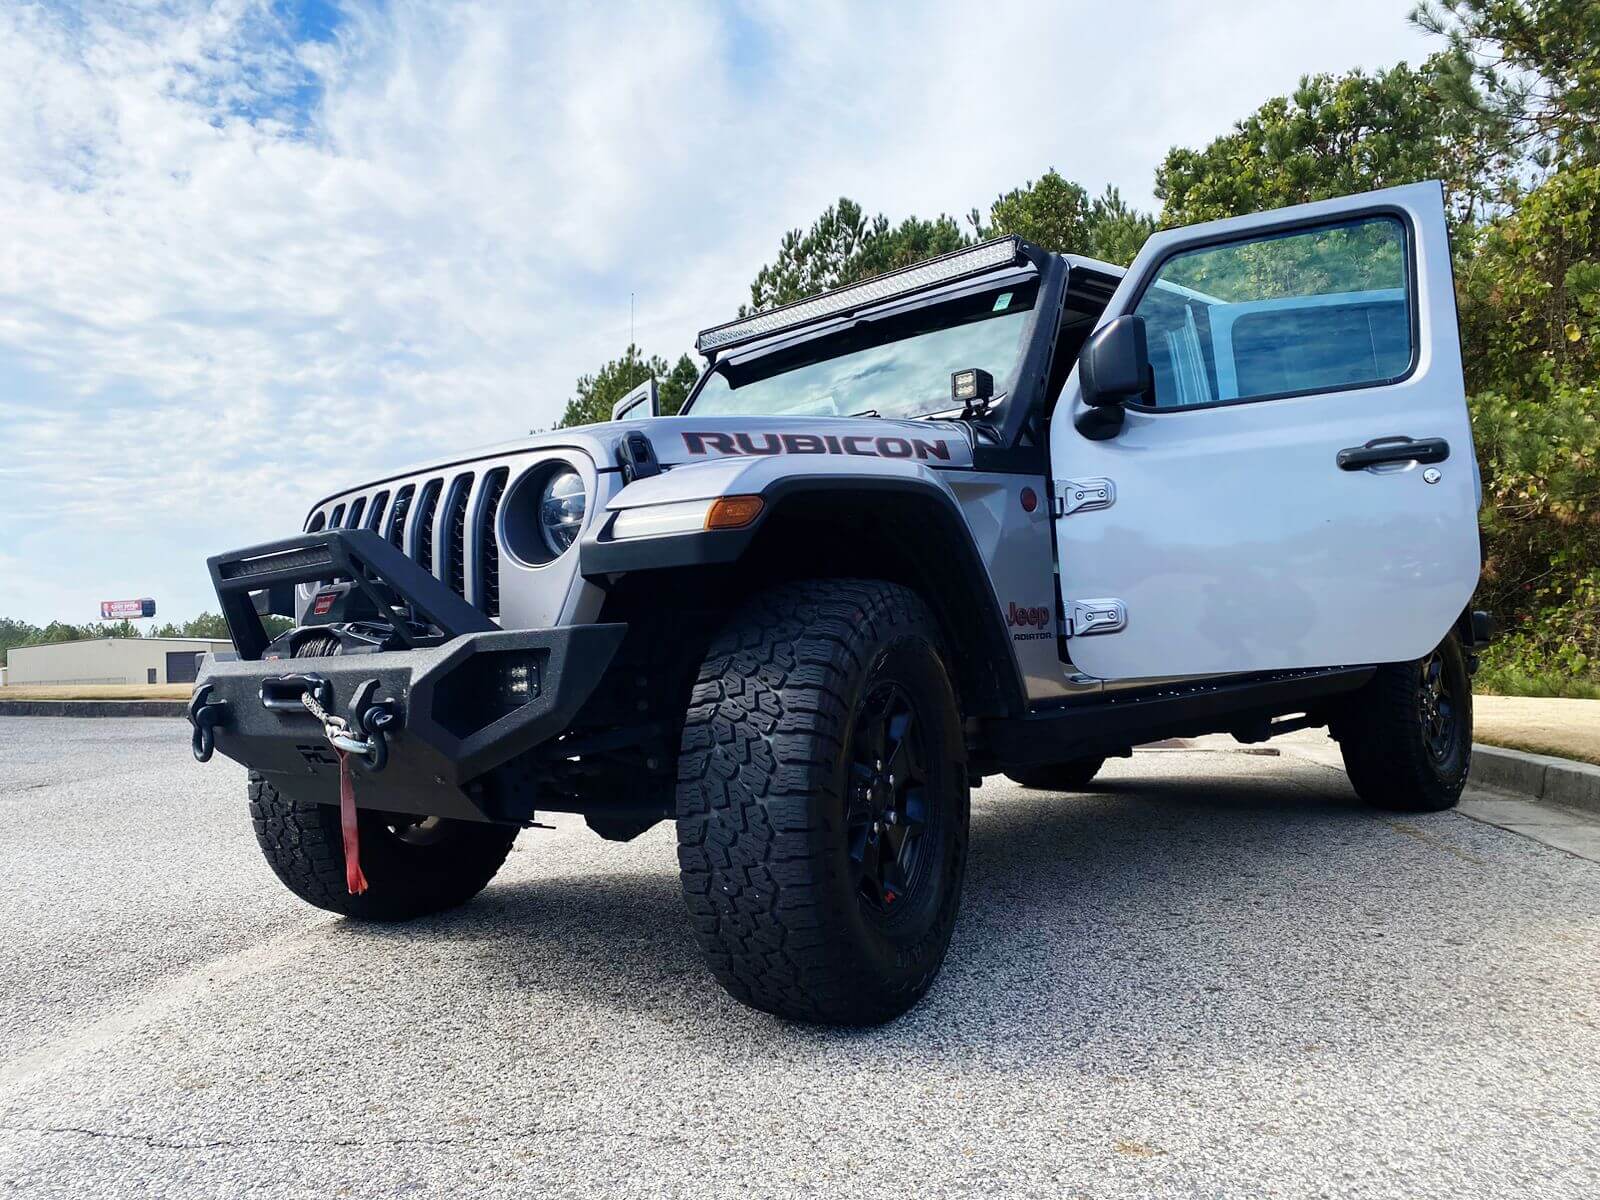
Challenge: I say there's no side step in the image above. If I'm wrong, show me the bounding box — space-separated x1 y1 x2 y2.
982 667 1373 767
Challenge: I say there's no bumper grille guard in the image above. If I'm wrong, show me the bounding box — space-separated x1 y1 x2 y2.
209 528 495 661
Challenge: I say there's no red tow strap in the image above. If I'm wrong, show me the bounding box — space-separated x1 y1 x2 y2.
337 749 369 895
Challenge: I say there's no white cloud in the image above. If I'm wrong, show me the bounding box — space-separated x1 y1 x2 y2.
0 0 1428 623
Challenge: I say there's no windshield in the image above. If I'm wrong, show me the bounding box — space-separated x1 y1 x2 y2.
689 281 1038 420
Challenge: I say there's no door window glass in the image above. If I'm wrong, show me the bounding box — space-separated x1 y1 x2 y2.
1132 216 1411 408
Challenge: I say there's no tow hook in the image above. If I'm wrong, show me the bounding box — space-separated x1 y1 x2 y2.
287 675 400 774
342 678 400 774
188 683 231 763
270 674 399 898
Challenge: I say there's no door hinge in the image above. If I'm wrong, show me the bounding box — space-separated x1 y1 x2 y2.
1053 477 1116 517
1061 599 1127 637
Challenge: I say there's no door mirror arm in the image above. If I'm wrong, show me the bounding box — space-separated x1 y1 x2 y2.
1074 315 1153 440
611 377 660 422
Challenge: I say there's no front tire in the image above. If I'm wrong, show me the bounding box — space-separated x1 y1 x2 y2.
249 775 518 921
675 579 969 1025
1334 632 1473 813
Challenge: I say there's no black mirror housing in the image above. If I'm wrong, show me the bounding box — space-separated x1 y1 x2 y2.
1079 315 1152 408
1075 315 1151 440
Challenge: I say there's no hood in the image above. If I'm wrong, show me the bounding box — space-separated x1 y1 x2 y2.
311 415 974 512
493 413 976 473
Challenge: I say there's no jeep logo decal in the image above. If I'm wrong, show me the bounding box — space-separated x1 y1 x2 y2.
1006 602 1051 631
682 431 952 461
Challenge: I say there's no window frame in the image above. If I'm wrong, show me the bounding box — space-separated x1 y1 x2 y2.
1123 205 1421 415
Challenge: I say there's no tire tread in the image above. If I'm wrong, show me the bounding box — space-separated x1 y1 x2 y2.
249 775 517 921
1337 635 1472 813
675 579 964 1024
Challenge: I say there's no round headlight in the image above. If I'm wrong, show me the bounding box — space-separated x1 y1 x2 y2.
538 469 586 556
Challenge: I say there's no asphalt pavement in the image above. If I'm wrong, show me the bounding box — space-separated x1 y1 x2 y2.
2 717 1597 1199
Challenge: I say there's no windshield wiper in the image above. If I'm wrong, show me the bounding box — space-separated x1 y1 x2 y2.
848 408 881 418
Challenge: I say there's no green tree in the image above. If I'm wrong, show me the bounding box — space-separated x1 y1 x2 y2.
744 179 1153 315
151 612 284 640
745 199 970 312
32 621 93 645
1155 58 1494 230
977 172 1156 265
1459 164 1600 394
0 618 43 665
1457 165 1600 683
174 612 231 639
1469 380 1599 683
556 346 699 428
1415 0 1600 170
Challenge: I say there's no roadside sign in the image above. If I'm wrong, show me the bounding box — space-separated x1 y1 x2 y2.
100 598 156 620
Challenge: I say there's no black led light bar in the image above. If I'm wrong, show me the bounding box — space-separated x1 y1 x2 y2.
695 236 1026 356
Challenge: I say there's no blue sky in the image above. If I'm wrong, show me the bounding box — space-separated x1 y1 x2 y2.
0 0 1432 625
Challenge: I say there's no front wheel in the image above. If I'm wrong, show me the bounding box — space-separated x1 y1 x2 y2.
675 579 969 1025
1334 631 1473 813
249 775 518 920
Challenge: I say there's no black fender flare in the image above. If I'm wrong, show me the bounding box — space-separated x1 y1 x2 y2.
580 472 1028 718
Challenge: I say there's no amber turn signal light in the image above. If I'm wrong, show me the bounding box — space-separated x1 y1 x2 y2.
705 495 765 530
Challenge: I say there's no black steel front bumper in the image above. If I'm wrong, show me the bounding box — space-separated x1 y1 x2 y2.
192 528 626 822
194 626 625 821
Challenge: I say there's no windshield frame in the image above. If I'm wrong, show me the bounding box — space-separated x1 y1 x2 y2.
680 264 1045 421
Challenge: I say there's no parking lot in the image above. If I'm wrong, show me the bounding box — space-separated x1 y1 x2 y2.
2 716 1597 1198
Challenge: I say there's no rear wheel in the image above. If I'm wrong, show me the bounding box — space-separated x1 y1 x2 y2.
249 775 517 920
675 579 969 1025
1005 756 1106 791
1335 631 1473 813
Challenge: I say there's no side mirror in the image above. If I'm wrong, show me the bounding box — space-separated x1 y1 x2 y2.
611 377 659 422
1075 315 1151 440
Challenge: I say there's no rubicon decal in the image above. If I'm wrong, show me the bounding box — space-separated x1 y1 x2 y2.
682 431 952 461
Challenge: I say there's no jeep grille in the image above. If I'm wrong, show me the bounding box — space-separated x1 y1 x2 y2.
442 473 474 600
304 453 578 622
386 485 414 550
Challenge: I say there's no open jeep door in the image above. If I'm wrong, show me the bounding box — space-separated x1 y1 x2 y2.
1049 181 1480 680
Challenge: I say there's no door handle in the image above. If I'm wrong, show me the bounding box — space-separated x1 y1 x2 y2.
1336 436 1450 471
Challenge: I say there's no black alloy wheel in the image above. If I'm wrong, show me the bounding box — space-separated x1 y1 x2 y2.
1418 647 1458 763
846 682 932 914
1335 630 1473 813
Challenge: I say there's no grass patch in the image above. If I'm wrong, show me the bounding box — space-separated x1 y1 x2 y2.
1474 694 1600 766
0 684 192 701
1474 665 1600 700
1477 731 1600 767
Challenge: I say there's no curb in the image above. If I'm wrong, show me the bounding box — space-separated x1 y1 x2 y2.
0 700 189 719
1471 743 1600 818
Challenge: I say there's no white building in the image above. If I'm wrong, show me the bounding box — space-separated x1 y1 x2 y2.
5 638 231 686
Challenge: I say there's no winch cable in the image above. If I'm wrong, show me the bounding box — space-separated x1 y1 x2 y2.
299 689 370 895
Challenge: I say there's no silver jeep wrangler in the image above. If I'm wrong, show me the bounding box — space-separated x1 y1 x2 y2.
192 181 1490 1024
